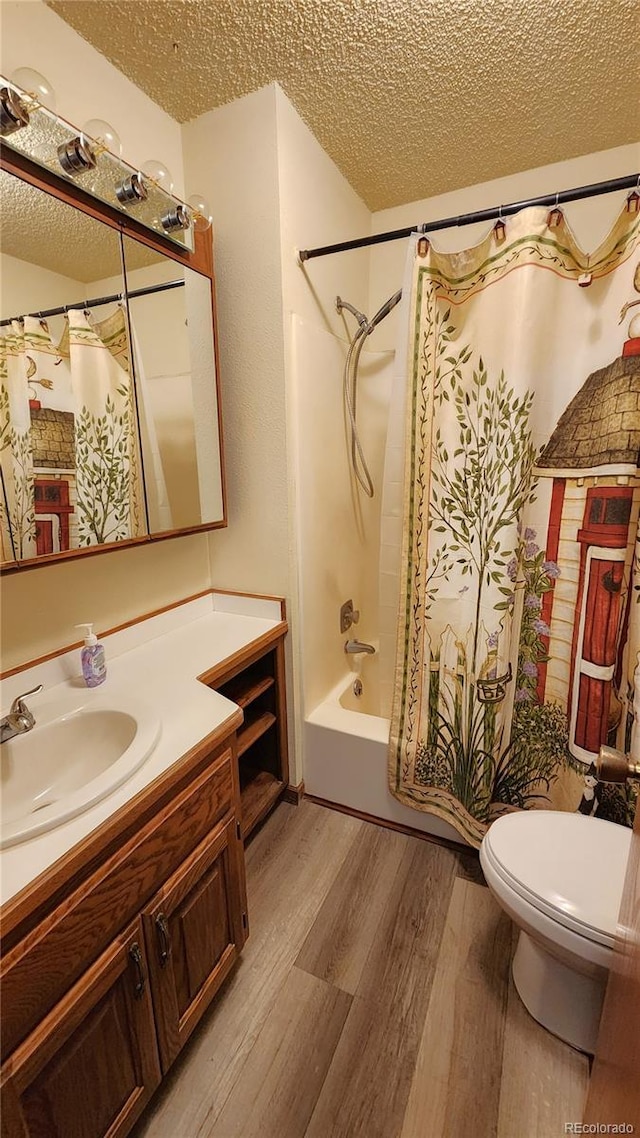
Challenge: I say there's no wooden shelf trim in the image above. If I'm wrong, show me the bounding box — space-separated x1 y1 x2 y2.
237 712 276 758
223 674 275 710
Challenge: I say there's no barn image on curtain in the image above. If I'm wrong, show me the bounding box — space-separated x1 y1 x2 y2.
534 333 640 785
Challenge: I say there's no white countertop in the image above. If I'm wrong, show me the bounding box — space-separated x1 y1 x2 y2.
0 592 285 907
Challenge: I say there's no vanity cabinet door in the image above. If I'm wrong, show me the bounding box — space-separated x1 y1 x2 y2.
1 919 160 1138
143 814 247 1073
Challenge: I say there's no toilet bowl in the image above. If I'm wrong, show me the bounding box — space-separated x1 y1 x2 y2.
479 810 631 1054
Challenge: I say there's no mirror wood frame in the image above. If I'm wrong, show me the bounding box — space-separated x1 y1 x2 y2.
0 144 227 575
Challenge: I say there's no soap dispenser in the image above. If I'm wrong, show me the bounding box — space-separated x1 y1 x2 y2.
76 623 107 688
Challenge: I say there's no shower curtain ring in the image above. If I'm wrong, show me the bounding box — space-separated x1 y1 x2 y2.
493 206 506 242
548 192 563 228
626 177 640 213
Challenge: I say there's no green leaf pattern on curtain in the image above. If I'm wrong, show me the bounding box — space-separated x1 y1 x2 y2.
389 205 640 846
0 307 143 562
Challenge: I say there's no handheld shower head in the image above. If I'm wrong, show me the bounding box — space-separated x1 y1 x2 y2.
366 289 402 333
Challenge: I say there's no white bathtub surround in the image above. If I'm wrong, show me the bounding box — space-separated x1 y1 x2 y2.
0 592 284 904
292 315 394 716
305 665 463 846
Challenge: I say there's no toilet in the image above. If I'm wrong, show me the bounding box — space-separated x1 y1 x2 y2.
480 809 631 1054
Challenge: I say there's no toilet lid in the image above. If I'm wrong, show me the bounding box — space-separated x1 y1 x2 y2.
482 811 632 947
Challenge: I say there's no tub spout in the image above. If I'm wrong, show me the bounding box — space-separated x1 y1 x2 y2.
344 639 376 655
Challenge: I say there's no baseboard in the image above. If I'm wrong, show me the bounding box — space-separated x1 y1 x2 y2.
283 781 305 805
304 792 478 857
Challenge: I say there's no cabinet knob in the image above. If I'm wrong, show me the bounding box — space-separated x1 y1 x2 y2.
129 942 147 998
156 913 171 967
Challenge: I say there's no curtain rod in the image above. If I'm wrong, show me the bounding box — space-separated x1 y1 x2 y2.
0 278 185 328
297 173 639 262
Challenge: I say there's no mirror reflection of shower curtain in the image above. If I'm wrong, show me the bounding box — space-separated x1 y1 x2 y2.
0 319 38 560
67 308 145 546
1 307 145 560
128 318 173 532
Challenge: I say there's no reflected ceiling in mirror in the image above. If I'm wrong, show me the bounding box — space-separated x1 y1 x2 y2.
0 168 158 284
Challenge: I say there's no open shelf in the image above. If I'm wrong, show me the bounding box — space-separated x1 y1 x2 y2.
240 770 284 838
208 638 289 840
237 711 276 758
223 674 275 710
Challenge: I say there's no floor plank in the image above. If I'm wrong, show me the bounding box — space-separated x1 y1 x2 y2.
295 823 410 993
401 878 512 1138
135 801 362 1138
204 966 351 1138
497 931 589 1137
134 798 590 1138
305 840 459 1138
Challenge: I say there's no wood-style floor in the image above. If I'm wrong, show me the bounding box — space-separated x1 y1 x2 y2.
135 799 589 1138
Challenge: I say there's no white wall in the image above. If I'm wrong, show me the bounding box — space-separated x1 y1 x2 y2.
1 1 210 671
182 83 377 777
182 86 287 595
274 87 377 725
1 253 84 322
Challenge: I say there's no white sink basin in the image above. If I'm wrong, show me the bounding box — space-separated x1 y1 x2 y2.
0 701 161 848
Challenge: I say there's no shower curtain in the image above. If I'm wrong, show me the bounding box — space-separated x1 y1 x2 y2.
0 317 41 560
388 204 640 846
0 306 143 560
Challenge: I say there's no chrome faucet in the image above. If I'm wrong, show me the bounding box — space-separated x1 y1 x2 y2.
344 639 375 655
0 684 43 743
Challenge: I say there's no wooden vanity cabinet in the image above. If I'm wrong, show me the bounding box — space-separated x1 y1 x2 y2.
143 815 246 1072
1 919 160 1138
1 727 248 1138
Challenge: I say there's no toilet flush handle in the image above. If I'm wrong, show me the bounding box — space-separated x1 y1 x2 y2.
596 744 640 783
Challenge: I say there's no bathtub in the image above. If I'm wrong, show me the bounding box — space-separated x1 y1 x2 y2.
305 661 464 845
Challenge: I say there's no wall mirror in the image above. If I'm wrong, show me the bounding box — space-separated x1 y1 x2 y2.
0 153 226 571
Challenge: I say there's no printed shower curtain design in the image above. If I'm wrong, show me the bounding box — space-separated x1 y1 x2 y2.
389 205 640 847
66 308 142 546
0 307 143 560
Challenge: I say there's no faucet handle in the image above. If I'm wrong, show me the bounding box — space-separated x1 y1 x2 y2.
10 684 44 715
339 599 360 633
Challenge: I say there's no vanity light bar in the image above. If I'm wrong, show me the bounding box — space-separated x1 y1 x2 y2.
0 74 199 251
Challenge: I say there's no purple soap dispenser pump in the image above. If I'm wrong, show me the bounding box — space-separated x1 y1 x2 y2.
76 623 107 688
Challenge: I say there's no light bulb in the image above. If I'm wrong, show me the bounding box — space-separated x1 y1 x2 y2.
187 192 212 232
10 67 56 113
82 118 122 158
141 160 174 194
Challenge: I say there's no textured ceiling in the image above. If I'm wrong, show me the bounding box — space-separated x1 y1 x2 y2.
46 0 639 211
1 169 162 284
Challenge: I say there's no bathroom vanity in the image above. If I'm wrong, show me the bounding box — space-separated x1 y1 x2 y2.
0 592 290 1137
